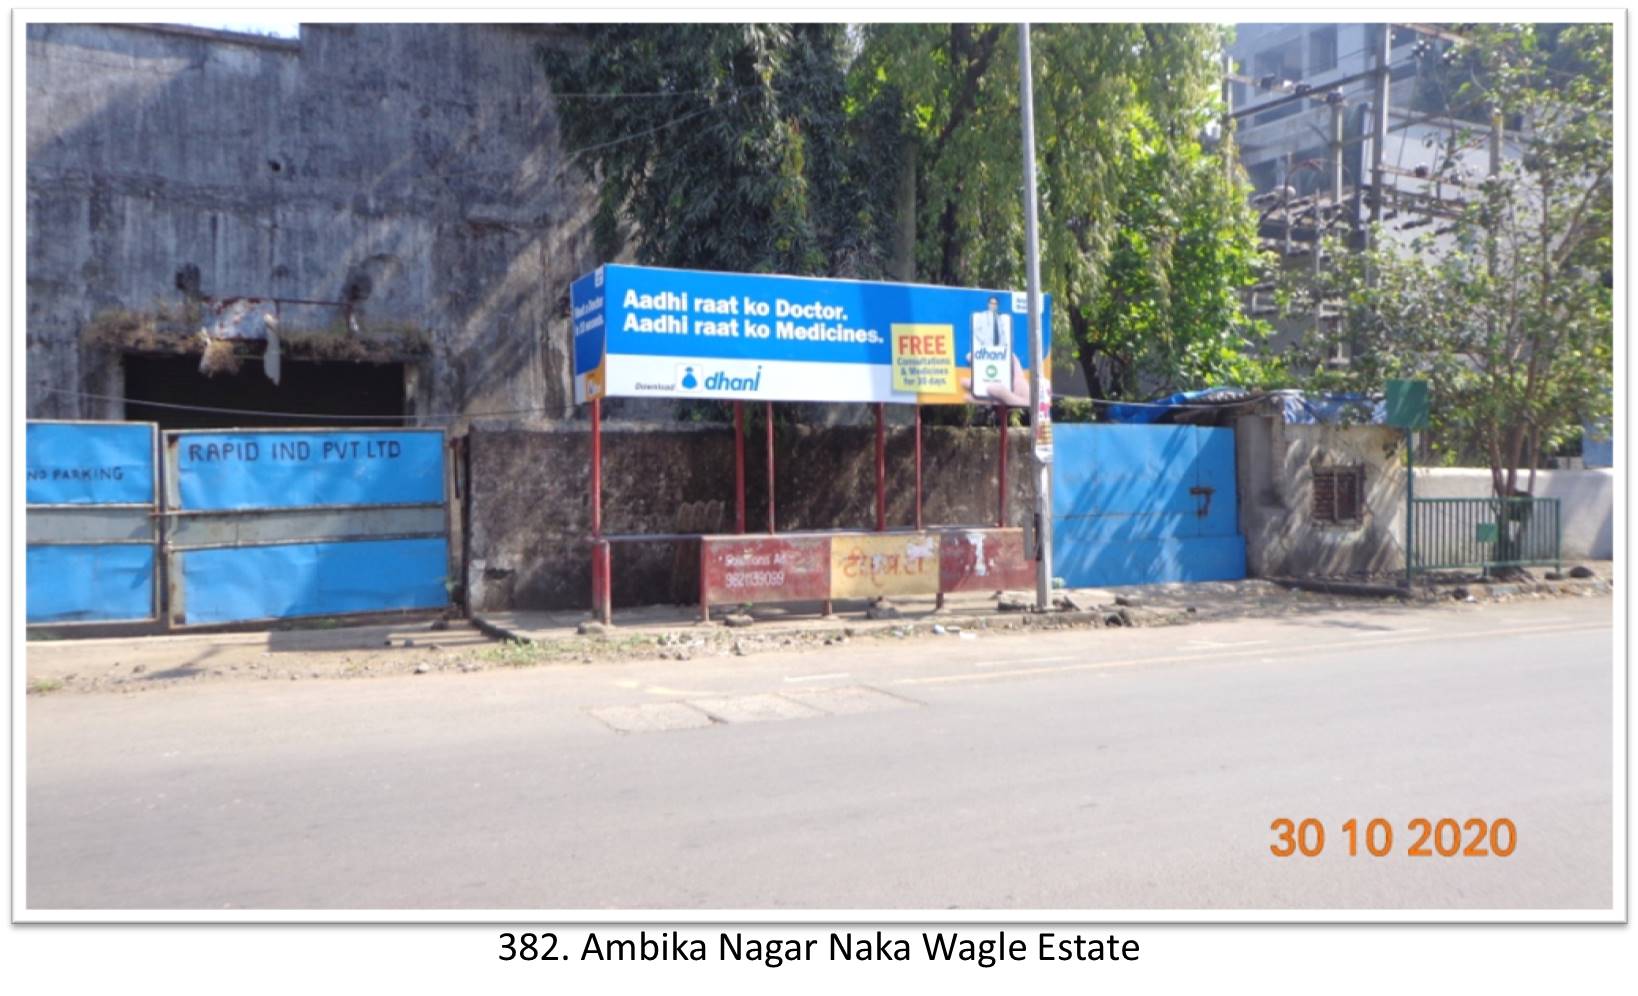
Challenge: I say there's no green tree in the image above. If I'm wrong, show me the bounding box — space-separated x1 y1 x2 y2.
1290 23 1612 497
540 24 900 278
545 24 1272 406
851 23 1272 400
1082 111 1273 397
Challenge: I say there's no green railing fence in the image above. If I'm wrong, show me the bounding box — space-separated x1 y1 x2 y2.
1409 496 1561 575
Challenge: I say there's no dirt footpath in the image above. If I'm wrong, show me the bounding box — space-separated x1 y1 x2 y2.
25 564 1612 696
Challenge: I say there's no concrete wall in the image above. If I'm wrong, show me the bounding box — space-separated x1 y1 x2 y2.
465 422 1035 611
1236 414 1406 578
26 22 600 423
1415 468 1613 561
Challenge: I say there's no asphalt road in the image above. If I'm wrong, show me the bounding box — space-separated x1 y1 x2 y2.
25 596 1615 912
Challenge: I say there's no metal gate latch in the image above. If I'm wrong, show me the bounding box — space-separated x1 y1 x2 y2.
1189 485 1215 518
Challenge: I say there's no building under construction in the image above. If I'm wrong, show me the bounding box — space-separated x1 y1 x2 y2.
1226 23 1524 357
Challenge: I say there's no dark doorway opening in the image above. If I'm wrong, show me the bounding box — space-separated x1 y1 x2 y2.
123 354 406 430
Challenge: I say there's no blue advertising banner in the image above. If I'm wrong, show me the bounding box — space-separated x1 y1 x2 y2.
26 421 156 505
173 430 445 510
26 544 156 623
571 264 1051 405
178 538 449 625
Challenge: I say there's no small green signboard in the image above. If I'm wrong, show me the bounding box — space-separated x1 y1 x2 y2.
1475 522 1499 544
1385 378 1430 430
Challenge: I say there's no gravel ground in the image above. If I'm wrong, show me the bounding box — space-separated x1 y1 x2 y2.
25 562 1612 697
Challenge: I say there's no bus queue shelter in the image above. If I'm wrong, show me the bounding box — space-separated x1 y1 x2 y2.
570 264 1053 624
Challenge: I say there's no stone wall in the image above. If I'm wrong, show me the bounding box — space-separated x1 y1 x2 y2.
1235 414 1407 578
26 22 599 423
465 421 1035 610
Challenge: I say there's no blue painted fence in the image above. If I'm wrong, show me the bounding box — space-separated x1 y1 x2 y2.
27 420 157 505
178 539 450 625
171 430 446 510
1051 424 1246 587
164 429 451 626
26 421 451 629
26 421 159 624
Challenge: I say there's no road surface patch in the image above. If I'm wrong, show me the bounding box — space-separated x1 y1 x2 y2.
780 685 919 715
687 694 823 724
588 702 715 733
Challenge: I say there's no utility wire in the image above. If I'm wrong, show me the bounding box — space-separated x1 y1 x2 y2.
559 100 730 162
65 388 563 422
51 385 1290 421
547 83 767 99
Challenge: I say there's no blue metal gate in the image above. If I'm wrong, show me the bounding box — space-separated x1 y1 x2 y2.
25 421 160 624
1051 423 1245 587
161 428 451 627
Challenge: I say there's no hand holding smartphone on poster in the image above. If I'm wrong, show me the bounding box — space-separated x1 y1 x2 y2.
965 296 1031 406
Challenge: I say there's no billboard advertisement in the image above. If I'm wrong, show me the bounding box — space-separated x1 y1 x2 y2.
571 264 1051 405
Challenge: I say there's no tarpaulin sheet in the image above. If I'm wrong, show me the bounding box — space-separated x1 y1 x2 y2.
27 544 155 623
1273 391 1386 425
26 422 155 505
178 538 449 625
173 430 445 510
1100 388 1386 426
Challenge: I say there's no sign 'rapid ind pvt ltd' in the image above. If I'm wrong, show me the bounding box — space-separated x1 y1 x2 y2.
570 264 1052 405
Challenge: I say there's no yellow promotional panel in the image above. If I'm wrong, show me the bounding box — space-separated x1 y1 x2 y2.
889 323 957 399
829 532 941 599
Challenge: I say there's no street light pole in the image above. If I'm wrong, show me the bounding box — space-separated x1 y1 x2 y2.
1018 23 1053 612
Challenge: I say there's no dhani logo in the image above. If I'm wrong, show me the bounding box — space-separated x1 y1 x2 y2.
676 364 764 393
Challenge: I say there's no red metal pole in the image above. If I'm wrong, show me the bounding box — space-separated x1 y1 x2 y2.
591 397 609 623
997 405 1008 527
765 401 776 534
598 542 611 625
922 402 938 609
698 543 709 623
914 403 924 531
875 402 887 531
734 400 746 533
591 398 602 538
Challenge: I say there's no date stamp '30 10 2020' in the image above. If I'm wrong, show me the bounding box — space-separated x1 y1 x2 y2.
1270 818 1517 858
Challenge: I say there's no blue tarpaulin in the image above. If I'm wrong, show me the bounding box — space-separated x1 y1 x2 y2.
1272 391 1386 426
1101 388 1252 424
173 430 445 510
26 421 159 624
1099 388 1386 426
26 421 156 505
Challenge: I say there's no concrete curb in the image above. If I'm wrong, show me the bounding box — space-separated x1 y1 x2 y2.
1272 575 1611 603
475 606 1130 647
468 613 525 643
1270 577 1413 599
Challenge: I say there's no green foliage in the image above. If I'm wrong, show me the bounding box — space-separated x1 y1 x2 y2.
541 25 899 278
545 24 1273 407
1051 396 1097 424
1287 24 1612 494
1080 109 1275 397
480 639 548 668
851 24 1274 400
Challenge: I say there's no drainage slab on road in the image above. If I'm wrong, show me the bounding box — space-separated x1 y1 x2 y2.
587 685 919 733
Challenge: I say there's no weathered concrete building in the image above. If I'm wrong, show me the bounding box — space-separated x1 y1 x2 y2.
27 22 599 427
1233 395 1407 579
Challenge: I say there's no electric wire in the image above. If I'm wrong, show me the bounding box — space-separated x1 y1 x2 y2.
47 385 1285 422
